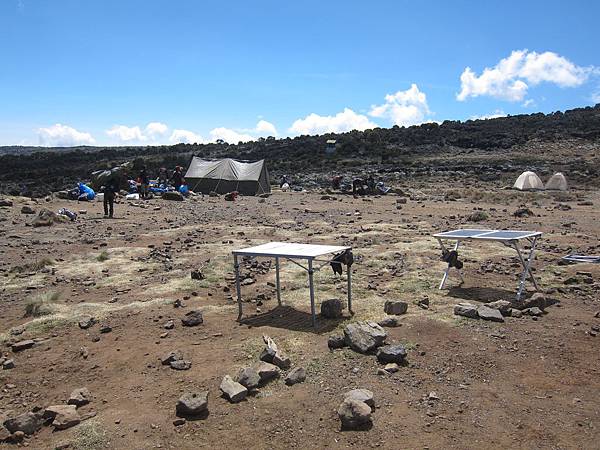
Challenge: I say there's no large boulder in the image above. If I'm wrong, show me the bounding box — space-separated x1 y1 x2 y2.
219 375 247 403
343 322 387 353
176 391 208 417
376 344 407 364
477 305 504 322
181 310 203 327
383 301 408 315
321 298 343 319
454 303 479 319
337 398 372 430
3 411 44 435
45 405 80 430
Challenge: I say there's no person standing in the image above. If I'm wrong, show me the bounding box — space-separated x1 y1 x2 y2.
171 166 184 191
139 166 150 199
103 176 119 218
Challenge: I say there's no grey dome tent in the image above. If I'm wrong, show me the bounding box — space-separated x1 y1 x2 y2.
184 157 270 196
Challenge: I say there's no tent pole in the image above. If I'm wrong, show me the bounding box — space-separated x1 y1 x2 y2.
234 254 243 321
308 259 316 328
275 256 281 306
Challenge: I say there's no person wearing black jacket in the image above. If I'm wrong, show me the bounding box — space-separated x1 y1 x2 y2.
103 177 119 218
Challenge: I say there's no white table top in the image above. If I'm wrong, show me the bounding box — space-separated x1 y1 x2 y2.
232 242 351 259
433 229 542 241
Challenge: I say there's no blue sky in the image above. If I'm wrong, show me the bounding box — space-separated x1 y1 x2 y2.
1 0 599 146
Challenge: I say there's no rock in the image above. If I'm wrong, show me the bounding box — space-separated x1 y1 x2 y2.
0 198 13 207
384 363 400 373
162 191 184 201
235 367 261 390
45 405 81 430
181 309 203 327
32 208 69 227
99 324 112 333
284 367 306 386
383 300 408 315
175 391 208 417
327 334 346 349
11 339 35 352
417 298 430 309
161 351 183 365
320 298 343 319
173 418 186 426
518 292 546 310
337 398 372 430
67 388 91 407
454 303 479 319
486 300 512 315
377 316 399 327
344 389 375 410
259 335 291 369
190 270 204 281
524 307 543 317
2 359 15 370
376 344 407 364
78 316 95 330
4 411 44 435
163 319 174 329
343 322 387 353
250 361 280 384
511 309 523 318
21 205 36 214
477 305 505 322
170 360 192 370
219 375 247 403
0 424 10 442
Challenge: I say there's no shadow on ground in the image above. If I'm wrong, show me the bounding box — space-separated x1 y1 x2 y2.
240 305 343 334
447 286 517 303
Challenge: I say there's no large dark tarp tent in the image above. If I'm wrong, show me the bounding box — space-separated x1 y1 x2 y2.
184 157 270 196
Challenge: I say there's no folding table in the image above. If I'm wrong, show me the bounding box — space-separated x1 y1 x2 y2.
232 242 353 327
432 229 542 301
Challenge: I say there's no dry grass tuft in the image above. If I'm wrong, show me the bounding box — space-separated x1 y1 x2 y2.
24 291 61 317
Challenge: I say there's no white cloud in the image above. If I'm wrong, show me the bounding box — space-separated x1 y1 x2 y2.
37 123 95 146
592 89 600 104
522 99 536 108
255 119 278 136
457 50 592 102
145 122 169 138
289 108 376 135
106 125 146 143
369 84 432 126
169 129 204 144
469 109 507 120
209 127 255 144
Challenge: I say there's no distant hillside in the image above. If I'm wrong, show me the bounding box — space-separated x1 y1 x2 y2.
1 104 599 197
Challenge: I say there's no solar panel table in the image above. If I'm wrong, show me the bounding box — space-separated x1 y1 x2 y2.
232 242 353 327
432 229 542 301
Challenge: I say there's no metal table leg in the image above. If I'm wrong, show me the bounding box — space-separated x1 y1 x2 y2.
516 236 539 301
439 240 461 290
513 242 540 291
234 254 243 321
308 259 316 328
347 266 353 315
275 256 282 306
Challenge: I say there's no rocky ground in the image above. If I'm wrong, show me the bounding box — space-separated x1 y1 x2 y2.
1 182 599 450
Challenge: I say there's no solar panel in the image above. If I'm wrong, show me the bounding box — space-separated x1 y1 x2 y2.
474 230 540 240
433 229 492 238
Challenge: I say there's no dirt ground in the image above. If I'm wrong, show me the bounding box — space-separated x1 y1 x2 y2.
1 184 599 450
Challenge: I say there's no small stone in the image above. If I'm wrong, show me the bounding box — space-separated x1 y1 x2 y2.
320 298 343 319
338 398 372 429
383 300 408 315
163 320 174 330
343 321 387 353
45 405 81 430
219 375 247 403
68 388 92 407
161 351 182 365
175 391 208 417
327 334 346 349
173 418 186 426
78 316 96 330
377 344 407 364
377 316 399 328
284 367 306 386
486 300 512 315
510 309 523 318
344 389 375 410
477 305 504 322
99 324 112 333
2 359 15 370
235 367 261 390
169 360 192 370
181 309 203 327
3 411 44 435
11 339 35 352
524 307 543 317
384 363 400 373
454 303 478 319
250 361 280 384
